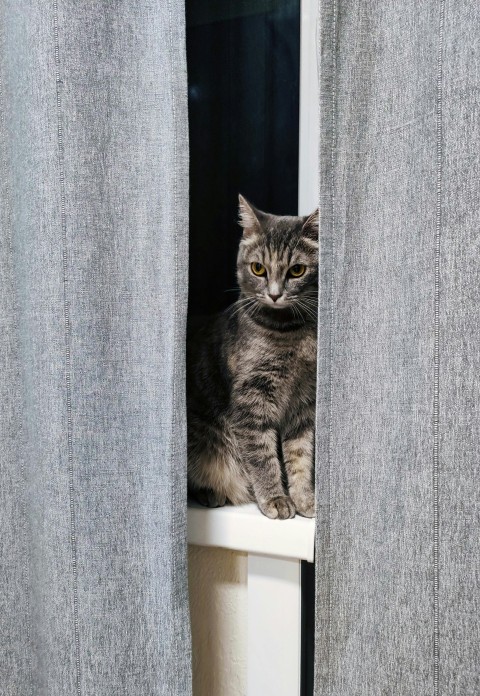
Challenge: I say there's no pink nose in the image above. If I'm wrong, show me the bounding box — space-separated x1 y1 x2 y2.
269 293 281 302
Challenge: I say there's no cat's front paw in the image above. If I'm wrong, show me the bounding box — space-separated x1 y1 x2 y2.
292 491 315 518
194 488 227 508
259 495 296 520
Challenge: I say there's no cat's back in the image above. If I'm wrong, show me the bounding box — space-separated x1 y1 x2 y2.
187 310 239 415
187 311 236 367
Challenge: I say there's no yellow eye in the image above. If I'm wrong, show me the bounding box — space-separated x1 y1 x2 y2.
251 262 267 277
289 264 306 278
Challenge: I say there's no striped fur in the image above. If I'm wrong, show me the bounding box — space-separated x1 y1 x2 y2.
187 196 318 519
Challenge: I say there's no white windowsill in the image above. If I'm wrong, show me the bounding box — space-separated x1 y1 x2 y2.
187 501 315 562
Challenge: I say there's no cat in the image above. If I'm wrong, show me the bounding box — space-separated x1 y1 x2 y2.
187 194 318 519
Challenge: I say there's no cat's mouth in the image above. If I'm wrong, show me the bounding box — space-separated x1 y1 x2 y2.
256 294 317 321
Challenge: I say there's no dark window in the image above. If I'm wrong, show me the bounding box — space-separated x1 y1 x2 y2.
186 0 300 316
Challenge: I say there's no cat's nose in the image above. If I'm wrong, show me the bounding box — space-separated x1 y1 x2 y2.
269 293 281 303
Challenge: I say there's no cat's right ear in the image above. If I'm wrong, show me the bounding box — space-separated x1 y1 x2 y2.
238 194 261 238
302 208 319 241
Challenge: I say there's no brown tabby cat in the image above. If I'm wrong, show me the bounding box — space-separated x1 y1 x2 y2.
187 195 317 519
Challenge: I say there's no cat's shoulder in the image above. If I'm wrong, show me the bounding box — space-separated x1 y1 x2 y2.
297 328 317 362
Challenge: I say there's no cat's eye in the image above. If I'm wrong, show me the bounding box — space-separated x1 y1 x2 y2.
288 264 306 277
251 262 267 277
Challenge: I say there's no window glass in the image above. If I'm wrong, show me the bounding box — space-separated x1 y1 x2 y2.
186 0 300 315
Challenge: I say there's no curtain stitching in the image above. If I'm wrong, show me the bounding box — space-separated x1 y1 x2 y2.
53 4 82 694
0 20 35 696
433 0 445 693
326 0 338 693
166 0 184 669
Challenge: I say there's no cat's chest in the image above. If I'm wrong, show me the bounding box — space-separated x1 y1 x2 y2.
235 331 316 384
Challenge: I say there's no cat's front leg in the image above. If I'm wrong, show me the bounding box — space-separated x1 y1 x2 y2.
234 422 295 520
282 427 315 518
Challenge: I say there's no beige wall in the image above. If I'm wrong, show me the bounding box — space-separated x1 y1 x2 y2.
188 546 248 696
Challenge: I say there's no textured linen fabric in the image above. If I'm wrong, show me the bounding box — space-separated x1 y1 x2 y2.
0 2 191 695
315 1 480 694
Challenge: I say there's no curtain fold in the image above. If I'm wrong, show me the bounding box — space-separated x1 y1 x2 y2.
0 2 191 695
315 1 480 693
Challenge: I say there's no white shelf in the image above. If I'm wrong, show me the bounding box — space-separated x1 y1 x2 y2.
187 501 315 562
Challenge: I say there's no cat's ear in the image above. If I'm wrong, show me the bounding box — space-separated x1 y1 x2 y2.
238 194 261 238
302 208 319 241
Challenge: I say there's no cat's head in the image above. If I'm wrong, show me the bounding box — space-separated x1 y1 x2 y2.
236 194 318 326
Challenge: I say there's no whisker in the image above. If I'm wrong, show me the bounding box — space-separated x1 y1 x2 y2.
227 296 254 307
301 310 317 322
292 304 305 325
299 294 319 303
296 299 317 312
227 297 258 319
228 298 256 311
295 301 317 321
297 295 317 302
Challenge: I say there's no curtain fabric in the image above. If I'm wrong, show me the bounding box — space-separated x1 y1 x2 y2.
316 1 480 694
0 2 191 695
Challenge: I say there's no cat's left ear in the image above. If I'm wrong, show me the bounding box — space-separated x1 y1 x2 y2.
302 209 319 240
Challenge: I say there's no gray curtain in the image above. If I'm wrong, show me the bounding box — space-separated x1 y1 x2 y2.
316 1 479 694
0 2 191 695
